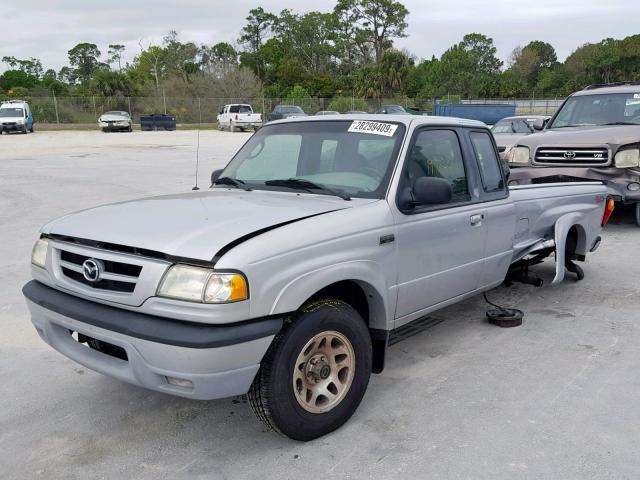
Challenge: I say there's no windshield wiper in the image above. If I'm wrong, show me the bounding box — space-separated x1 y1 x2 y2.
264 178 351 201
213 176 252 191
602 122 639 126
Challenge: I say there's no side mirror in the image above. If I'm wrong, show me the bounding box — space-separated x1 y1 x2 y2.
399 177 452 210
210 169 223 187
531 118 546 131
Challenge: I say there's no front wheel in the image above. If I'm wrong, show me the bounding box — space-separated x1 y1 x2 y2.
248 299 372 441
635 203 640 227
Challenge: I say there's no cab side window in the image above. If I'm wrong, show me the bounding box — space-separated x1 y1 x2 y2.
402 129 470 204
469 131 505 193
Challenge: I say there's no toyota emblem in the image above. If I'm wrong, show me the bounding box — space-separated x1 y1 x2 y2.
564 150 576 160
82 258 102 282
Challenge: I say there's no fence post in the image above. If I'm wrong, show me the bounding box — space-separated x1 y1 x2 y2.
52 90 60 125
92 96 97 118
127 96 132 118
162 88 167 115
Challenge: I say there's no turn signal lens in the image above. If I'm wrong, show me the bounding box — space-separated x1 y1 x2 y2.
602 197 615 226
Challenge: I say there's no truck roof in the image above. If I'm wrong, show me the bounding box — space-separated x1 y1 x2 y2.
575 82 640 96
271 114 487 128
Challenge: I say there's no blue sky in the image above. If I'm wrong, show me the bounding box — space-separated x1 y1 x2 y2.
2 0 637 71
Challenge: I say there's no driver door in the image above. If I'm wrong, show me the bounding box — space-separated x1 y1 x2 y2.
393 128 487 321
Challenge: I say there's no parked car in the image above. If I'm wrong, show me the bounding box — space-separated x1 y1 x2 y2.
266 105 307 122
23 115 609 441
0 100 34 134
98 111 132 132
505 82 640 225
217 104 262 132
346 110 367 114
374 105 411 115
315 110 340 116
491 115 549 158
434 103 517 124
140 113 176 131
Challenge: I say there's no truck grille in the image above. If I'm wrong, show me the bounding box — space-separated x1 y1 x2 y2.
59 249 142 293
534 147 609 166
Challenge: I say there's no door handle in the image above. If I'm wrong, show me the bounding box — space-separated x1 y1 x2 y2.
470 214 484 226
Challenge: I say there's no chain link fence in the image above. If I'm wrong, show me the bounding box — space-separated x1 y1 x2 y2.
2 95 566 125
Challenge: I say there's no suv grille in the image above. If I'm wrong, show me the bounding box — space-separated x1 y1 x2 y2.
534 147 609 166
59 249 142 293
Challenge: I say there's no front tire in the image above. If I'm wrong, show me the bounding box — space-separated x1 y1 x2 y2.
635 203 640 227
248 299 372 441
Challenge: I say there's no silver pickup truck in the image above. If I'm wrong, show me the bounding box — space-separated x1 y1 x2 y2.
23 116 610 441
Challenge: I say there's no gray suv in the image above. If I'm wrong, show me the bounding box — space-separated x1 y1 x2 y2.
505 82 640 225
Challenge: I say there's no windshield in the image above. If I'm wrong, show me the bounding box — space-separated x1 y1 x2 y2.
0 108 24 118
218 120 406 199
278 106 303 114
103 111 129 117
549 93 640 128
492 119 533 134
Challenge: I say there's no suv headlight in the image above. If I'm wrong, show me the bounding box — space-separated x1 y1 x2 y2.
16 118 24 125
157 264 248 303
615 149 640 168
505 146 530 164
31 238 49 268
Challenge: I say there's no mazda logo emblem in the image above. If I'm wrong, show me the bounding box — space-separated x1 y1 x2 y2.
82 259 102 282
564 150 576 160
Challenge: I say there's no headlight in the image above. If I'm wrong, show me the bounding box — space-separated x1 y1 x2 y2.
615 149 640 168
505 146 530 164
17 119 24 125
157 264 248 303
31 238 49 268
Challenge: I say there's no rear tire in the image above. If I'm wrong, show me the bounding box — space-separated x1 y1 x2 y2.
248 299 372 441
29 125 34 133
636 203 640 227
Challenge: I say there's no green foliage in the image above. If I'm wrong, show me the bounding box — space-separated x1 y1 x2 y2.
2 1 640 105
68 43 102 85
327 96 369 112
283 85 319 112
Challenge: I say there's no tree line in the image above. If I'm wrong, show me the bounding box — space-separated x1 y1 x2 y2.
1 0 639 104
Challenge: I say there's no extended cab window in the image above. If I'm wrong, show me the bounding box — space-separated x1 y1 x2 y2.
402 129 470 204
469 131 504 192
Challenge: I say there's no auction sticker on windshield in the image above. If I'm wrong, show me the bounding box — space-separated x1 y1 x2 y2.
348 120 398 137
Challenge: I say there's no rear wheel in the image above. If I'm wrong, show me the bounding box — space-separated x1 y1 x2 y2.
29 124 34 133
635 203 640 227
230 122 237 133
248 299 372 441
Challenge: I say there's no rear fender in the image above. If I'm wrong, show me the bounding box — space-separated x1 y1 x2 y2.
552 213 587 285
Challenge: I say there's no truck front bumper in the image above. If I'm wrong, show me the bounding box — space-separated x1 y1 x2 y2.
508 166 640 203
23 280 282 400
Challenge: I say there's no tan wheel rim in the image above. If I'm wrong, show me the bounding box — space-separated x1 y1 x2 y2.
293 330 355 414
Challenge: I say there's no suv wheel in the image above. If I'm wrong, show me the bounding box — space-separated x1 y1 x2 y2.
636 203 640 227
248 299 372 441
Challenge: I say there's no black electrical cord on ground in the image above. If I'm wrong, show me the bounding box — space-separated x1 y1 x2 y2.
483 292 524 328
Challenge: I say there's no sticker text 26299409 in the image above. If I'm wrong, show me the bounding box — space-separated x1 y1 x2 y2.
348 121 398 137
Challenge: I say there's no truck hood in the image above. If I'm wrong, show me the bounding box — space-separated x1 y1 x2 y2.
1 116 24 123
43 189 367 262
516 125 640 149
492 132 530 148
99 114 130 122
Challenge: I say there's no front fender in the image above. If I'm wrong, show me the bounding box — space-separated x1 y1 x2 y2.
552 213 588 285
269 260 392 330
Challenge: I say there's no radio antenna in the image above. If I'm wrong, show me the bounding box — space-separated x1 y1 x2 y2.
192 98 202 191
